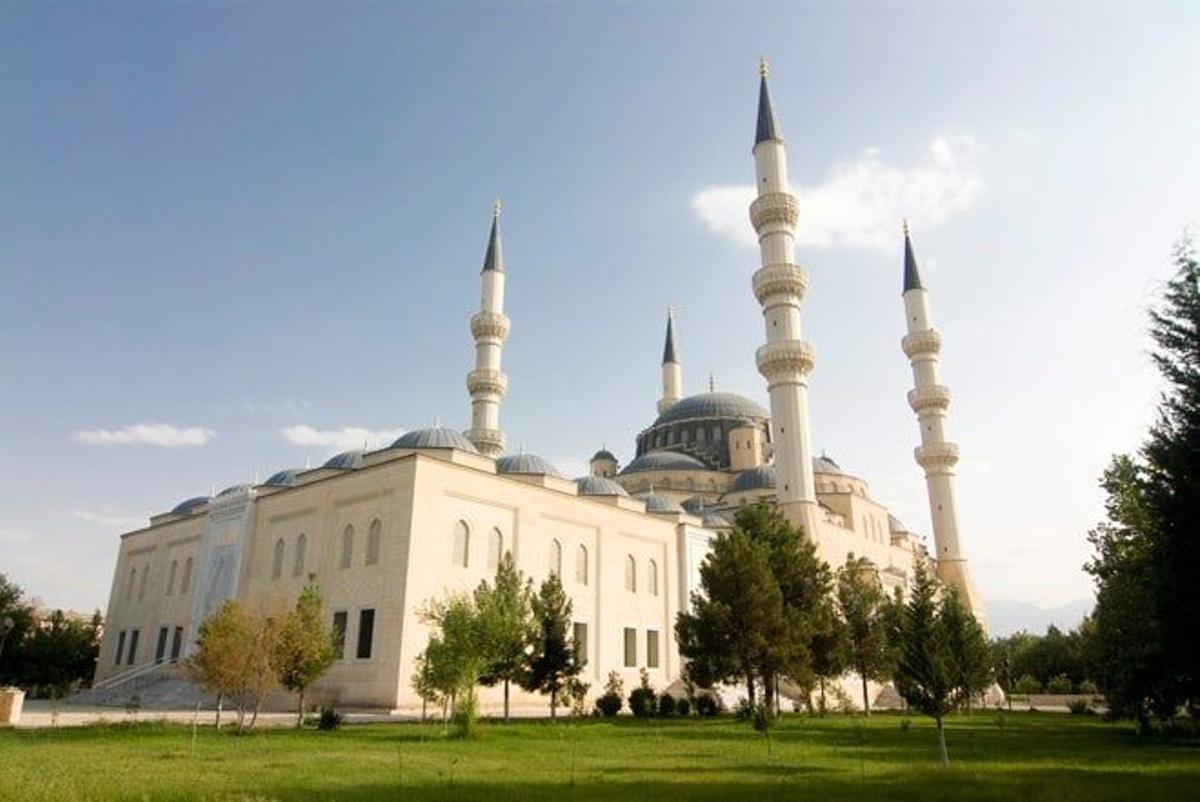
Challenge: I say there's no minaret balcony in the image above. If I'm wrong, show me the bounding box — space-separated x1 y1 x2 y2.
752 263 808 304
907 384 951 413
756 339 815 380
467 369 508 397
901 328 942 359
914 441 959 472
470 312 511 341
465 428 505 457
749 192 799 233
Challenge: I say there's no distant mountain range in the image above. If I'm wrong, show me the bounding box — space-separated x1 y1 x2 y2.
985 598 1094 637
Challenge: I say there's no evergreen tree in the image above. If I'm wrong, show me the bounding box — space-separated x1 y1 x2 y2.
474 552 535 722
940 590 992 713
270 578 335 727
523 573 580 719
809 606 849 716
894 559 957 765
837 554 891 716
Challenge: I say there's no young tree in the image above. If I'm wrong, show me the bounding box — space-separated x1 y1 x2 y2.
837 554 891 716
187 600 276 731
270 578 335 727
894 560 957 765
420 593 486 735
474 552 535 722
523 573 580 719
809 607 849 716
0 573 35 686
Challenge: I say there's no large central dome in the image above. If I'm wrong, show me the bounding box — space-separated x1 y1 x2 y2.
653 391 769 426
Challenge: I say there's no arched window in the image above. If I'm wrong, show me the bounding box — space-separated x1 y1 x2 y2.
366 519 382 565
648 559 659 596
181 557 193 594
452 520 469 568
340 525 355 570
488 528 503 571
293 533 307 577
272 539 285 579
625 554 637 592
550 539 562 576
575 544 588 585
138 565 148 600
167 560 178 596
127 567 137 601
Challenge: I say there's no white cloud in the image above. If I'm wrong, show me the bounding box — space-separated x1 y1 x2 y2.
74 423 217 447
70 510 146 531
280 425 407 452
692 134 981 251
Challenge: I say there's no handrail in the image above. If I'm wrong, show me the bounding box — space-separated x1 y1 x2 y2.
92 659 170 691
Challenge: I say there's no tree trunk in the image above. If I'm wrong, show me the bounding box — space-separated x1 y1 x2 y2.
421 697 427 722
296 689 305 728
936 716 949 766
215 693 223 730
504 679 510 723
250 698 262 730
746 674 756 707
819 678 827 717
861 672 871 717
550 689 558 720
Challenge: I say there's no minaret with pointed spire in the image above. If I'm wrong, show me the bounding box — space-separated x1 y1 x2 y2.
748 58 820 535
465 200 510 458
658 307 683 415
901 222 986 623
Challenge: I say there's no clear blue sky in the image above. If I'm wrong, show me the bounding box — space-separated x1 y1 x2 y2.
2 1 1196 618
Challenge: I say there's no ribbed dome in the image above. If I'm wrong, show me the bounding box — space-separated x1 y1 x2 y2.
619 451 707 475
591 448 617 463
171 496 210 516
323 450 364 470
653 392 769 426
496 453 562 478
264 468 301 488
634 491 684 513
681 496 709 514
391 427 480 454
732 464 777 492
576 475 630 497
216 484 251 498
702 511 733 529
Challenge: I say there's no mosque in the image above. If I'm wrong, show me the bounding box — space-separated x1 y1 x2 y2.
88 63 985 713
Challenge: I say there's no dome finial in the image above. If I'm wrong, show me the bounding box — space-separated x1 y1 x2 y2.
709 372 717 392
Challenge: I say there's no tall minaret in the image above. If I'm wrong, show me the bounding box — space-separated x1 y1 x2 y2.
900 222 986 622
658 308 682 415
465 201 510 458
748 59 820 535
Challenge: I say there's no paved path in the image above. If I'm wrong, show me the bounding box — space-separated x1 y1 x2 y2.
11 699 411 729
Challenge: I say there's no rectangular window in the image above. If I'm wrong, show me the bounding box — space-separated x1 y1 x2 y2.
623 627 637 668
155 627 169 664
114 630 126 666
127 629 140 666
647 630 660 669
356 609 375 659
170 627 184 660
573 622 589 666
332 611 348 659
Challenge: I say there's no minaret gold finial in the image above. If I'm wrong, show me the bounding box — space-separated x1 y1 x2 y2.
902 218 910 237
493 197 502 218
759 56 769 78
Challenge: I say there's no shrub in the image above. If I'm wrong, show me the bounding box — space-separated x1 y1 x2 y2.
676 698 691 716
1014 674 1042 695
1078 679 1099 695
900 717 912 732
695 695 720 717
317 707 343 731
1046 674 1073 694
658 694 676 717
595 693 622 717
734 697 754 721
629 687 656 718
1067 698 1091 715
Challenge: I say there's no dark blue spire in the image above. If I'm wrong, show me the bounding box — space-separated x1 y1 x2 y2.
482 200 503 273
662 309 678 364
754 58 780 146
903 220 924 292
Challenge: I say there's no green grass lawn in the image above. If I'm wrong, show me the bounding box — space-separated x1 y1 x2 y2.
2 711 1198 802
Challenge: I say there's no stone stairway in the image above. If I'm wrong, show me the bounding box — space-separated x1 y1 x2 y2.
70 663 214 710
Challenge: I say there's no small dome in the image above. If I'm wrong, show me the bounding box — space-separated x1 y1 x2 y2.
681 496 709 514
264 468 301 488
216 483 251 498
652 391 769 426
576 475 629 497
634 491 684 514
702 511 733 529
496 453 562 478
171 496 210 516
591 448 618 463
732 464 777 493
888 514 907 534
813 454 844 474
619 451 707 475
323 450 364 470
391 427 480 454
